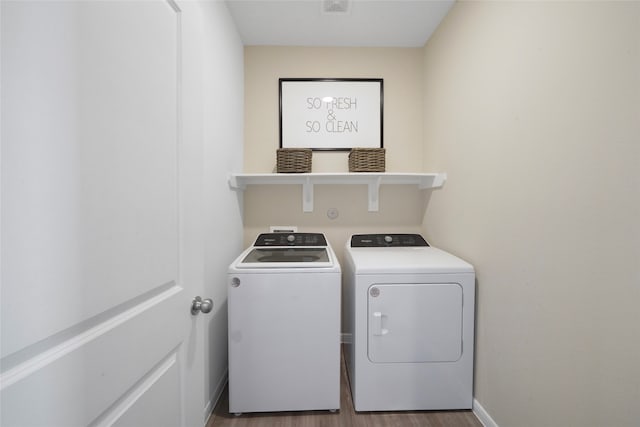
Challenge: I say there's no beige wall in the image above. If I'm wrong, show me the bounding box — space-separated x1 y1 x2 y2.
243 47 431 258
422 1 640 427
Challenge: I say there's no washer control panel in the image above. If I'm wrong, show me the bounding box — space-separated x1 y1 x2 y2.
351 234 429 247
254 232 327 247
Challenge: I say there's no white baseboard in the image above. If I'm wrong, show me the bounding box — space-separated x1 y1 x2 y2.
204 369 228 425
473 398 499 427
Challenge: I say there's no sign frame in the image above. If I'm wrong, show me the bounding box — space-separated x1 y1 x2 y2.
279 78 384 151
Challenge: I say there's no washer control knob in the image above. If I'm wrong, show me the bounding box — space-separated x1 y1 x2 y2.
384 235 393 244
287 234 296 243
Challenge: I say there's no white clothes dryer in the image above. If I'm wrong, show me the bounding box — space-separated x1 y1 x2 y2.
228 233 341 415
343 234 475 411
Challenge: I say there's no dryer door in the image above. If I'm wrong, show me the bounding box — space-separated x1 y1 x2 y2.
367 283 463 363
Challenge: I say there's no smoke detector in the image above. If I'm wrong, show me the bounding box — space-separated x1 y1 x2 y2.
321 0 351 14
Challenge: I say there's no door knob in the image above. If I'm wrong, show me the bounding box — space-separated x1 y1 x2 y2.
191 296 213 315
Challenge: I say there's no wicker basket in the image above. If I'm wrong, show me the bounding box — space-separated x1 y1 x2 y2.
348 148 386 172
277 148 312 173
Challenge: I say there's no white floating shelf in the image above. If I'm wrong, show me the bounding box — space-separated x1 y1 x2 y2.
228 172 447 212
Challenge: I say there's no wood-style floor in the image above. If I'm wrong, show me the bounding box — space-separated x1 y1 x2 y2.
206 352 482 427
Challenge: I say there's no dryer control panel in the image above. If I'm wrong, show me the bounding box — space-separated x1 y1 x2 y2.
254 232 327 247
351 234 429 247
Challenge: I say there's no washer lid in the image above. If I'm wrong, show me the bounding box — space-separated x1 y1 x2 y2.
236 247 334 269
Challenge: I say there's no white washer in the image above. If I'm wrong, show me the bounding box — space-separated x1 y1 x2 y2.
343 234 475 411
228 233 341 414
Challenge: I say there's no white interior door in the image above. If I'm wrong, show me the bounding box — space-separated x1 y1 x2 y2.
1 1 202 426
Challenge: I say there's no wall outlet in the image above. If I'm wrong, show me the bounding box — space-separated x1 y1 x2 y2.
269 225 298 233
327 207 339 220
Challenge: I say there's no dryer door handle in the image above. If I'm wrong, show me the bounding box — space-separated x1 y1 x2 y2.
372 312 389 336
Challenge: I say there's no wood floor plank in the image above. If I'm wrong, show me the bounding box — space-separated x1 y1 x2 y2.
207 350 482 427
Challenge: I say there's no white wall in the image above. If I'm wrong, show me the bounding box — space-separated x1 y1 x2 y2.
422 2 640 426
198 0 244 416
179 0 244 419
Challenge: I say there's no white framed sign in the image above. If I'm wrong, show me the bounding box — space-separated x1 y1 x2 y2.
279 78 383 151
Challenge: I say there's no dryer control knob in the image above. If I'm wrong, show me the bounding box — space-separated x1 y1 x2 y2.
384 235 393 244
287 234 296 243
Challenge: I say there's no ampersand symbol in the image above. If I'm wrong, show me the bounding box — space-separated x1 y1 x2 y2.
327 109 336 121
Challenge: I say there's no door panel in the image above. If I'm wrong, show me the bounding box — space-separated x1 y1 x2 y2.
368 283 463 363
109 357 181 427
1 287 183 426
1 1 189 426
1 0 179 356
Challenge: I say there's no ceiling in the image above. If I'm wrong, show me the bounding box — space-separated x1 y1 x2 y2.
225 0 455 48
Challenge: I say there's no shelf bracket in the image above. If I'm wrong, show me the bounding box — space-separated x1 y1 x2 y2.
367 176 382 212
228 175 245 190
418 173 447 189
302 177 314 212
